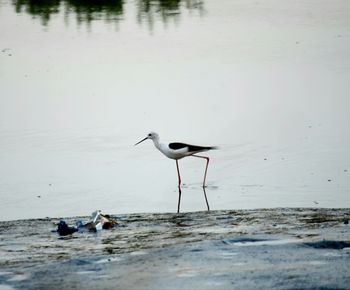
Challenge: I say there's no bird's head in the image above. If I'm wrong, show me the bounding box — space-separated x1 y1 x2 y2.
134 132 159 145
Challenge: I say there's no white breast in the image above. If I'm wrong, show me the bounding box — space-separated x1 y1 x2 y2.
157 143 188 160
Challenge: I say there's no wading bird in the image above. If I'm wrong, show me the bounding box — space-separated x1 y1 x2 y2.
135 132 217 212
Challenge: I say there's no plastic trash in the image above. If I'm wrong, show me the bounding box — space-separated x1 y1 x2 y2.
100 214 117 229
56 211 118 236
91 210 101 224
57 220 78 236
77 221 98 232
95 222 103 231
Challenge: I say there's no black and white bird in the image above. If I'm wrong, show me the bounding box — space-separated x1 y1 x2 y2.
135 132 217 212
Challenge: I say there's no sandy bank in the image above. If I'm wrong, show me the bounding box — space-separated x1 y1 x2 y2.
0 208 349 289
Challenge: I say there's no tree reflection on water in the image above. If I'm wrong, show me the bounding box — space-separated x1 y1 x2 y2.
13 0 124 26
13 0 61 25
137 0 204 31
11 0 204 28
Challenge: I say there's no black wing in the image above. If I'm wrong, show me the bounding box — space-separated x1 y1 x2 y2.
169 142 214 152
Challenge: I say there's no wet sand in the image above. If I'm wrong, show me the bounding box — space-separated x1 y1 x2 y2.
0 208 349 289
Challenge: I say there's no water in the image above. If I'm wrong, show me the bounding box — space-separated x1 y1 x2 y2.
1 0 350 221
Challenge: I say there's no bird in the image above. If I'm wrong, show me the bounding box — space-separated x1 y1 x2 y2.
135 132 217 212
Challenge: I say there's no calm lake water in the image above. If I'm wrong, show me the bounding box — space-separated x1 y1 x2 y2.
0 0 350 221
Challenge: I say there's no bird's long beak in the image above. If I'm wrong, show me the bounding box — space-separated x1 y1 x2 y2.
134 137 148 146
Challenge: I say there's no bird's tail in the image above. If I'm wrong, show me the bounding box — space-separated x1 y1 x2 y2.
209 146 219 150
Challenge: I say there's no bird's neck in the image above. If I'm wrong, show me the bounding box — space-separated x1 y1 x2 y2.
152 138 164 152
152 138 161 149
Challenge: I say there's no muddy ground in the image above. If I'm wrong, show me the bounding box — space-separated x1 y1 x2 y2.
0 208 350 289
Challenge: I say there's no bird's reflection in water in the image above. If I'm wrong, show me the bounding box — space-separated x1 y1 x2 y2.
177 186 210 213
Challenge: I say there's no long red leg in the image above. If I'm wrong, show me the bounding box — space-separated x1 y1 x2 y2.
192 155 209 187
176 160 182 213
192 155 210 211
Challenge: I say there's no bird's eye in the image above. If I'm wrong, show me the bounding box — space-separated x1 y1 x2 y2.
148 134 152 137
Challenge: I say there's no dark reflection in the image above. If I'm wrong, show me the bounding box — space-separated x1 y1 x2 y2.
12 0 124 26
13 0 61 26
177 186 210 213
202 186 210 211
10 0 204 28
64 0 124 25
137 0 204 31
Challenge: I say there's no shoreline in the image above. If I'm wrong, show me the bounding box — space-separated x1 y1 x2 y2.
1 206 349 223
